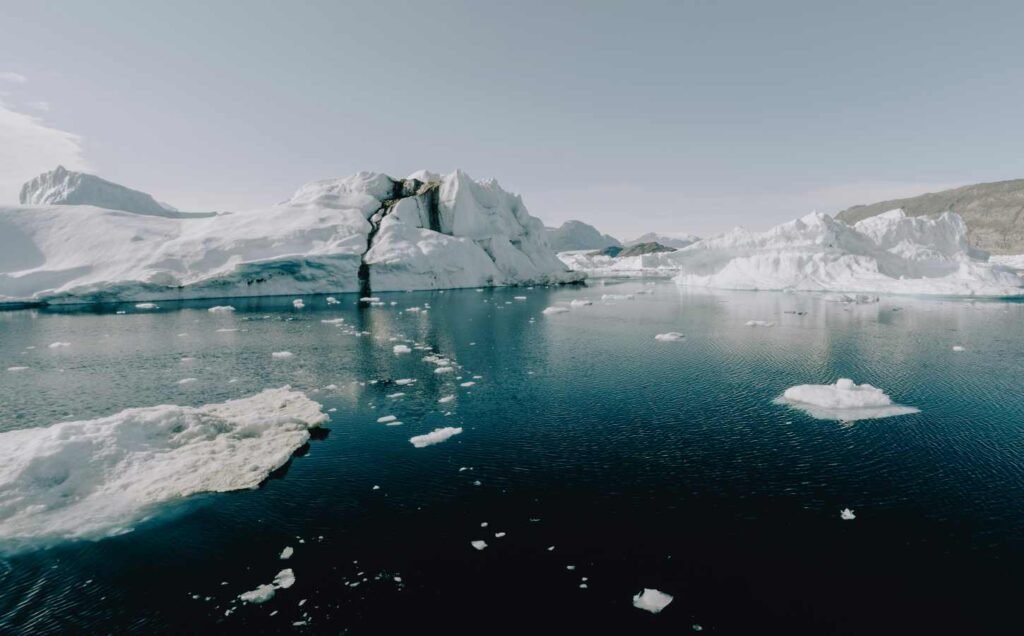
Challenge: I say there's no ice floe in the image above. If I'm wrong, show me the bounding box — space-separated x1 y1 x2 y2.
0 388 326 547
208 305 235 313
393 344 411 354
471 540 487 550
633 588 674 614
840 508 856 520
745 320 776 327
48 341 71 348
271 351 294 359
409 427 463 448
775 378 919 421
542 306 569 315
654 332 685 342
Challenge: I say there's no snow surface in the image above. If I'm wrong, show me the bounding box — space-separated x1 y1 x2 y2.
561 211 1024 297
1 169 581 305
775 378 919 421
19 166 189 217
0 388 326 548
633 588 674 613
409 427 463 448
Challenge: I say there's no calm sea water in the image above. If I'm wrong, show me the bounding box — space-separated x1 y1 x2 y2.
1 282 1022 634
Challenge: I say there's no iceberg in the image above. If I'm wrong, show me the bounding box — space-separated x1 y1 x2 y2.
0 388 327 549
0 169 581 305
775 378 919 421
633 588 674 614
561 211 1024 297
409 427 463 448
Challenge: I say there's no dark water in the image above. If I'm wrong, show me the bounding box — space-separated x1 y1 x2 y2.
1 283 1022 634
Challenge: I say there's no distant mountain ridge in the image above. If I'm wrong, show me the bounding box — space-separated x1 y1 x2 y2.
626 232 700 249
545 220 621 252
836 178 1024 254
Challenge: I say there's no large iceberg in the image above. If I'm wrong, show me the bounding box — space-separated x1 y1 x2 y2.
0 169 581 304
19 166 193 217
560 210 1024 296
0 388 326 549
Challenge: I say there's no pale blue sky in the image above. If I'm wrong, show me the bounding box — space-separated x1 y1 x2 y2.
2 0 1023 237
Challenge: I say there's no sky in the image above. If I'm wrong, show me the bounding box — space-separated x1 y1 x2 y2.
2 0 1023 239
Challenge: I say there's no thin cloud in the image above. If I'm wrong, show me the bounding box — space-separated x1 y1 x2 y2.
0 72 28 84
0 100 90 204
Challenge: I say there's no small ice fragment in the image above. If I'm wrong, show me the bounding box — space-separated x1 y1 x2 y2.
409 427 463 448
177 378 198 385
326 296 340 305
216 328 239 332
393 344 412 354
372 485 380 491
395 378 416 386
472 480 481 486
180 357 195 363
570 299 592 307
542 306 569 315
952 345 965 352
460 381 475 388
359 297 381 303
776 378 918 421
471 540 488 550
654 332 684 342
633 588 674 613
377 415 398 423
271 351 294 359
514 296 527 300
566 565 575 571
547 546 555 551
692 625 703 631
434 366 455 374
494 532 506 538
292 299 305 309
439 395 455 404
48 342 71 349
481 522 488 527
280 546 294 560
387 392 405 398
840 508 856 520
7 366 29 372
208 306 235 313
134 303 159 309
321 318 345 325
745 320 776 327
580 584 588 589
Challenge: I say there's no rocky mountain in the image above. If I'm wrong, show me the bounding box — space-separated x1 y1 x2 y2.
626 232 700 249
836 179 1024 254
545 220 621 252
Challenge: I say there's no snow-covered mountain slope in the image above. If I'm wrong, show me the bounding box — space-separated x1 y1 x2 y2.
545 220 621 252
18 166 197 217
0 170 581 305
626 232 700 249
559 210 1024 297
835 178 1024 254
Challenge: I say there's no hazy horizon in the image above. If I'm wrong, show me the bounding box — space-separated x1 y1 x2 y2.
3 0 1023 237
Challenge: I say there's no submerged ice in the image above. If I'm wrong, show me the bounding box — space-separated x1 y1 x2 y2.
0 388 326 549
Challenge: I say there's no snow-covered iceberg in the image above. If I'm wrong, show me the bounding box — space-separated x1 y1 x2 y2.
560 210 1024 296
0 169 581 305
18 166 197 217
0 388 326 549
774 378 919 421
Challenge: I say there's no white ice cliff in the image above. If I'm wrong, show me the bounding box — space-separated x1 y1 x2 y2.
559 210 1024 297
0 169 581 304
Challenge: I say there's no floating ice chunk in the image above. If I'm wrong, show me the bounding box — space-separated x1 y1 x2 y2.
280 546 294 560
377 415 398 424
840 508 856 520
177 378 198 385
460 381 476 388
471 540 487 550
359 297 381 303
570 299 593 307
320 318 345 325
434 366 455 374
543 306 569 315
326 297 340 305
292 299 305 309
387 392 405 399
208 306 235 313
386 421 403 426
372 485 380 490
654 332 684 342
775 378 919 421
216 328 239 332
271 351 294 359
395 378 416 386
952 345 966 352
514 296 527 300
745 320 776 327
472 375 482 380
494 532 506 538
409 427 463 448
0 388 326 547
48 342 71 349
601 293 634 301
7 366 29 372
439 395 455 404
823 293 880 304
134 303 158 309
239 584 277 604
633 588 674 614
481 522 488 527
273 569 295 589
393 344 411 354
180 357 195 363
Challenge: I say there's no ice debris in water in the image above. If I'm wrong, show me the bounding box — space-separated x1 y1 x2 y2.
271 351 294 359
208 306 235 313
321 318 345 325
393 344 411 354
238 569 296 605
409 427 463 448
471 540 488 550
395 378 416 386
387 392 405 399
377 415 398 424
570 299 593 307
7 366 29 372
841 508 856 520
177 378 198 385
633 588 674 614
952 345 966 352
439 395 455 404
745 320 776 327
280 546 294 560
434 366 455 374
326 297 340 305
292 299 305 309
0 388 326 546
775 378 919 421
460 381 475 388
48 342 71 348
601 293 634 301
654 332 684 342
134 302 159 309
542 306 569 315
514 296 527 300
